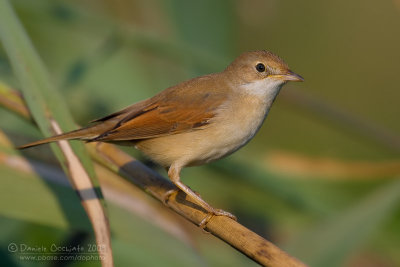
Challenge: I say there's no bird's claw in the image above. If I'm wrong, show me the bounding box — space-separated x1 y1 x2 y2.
199 208 237 233
162 188 179 205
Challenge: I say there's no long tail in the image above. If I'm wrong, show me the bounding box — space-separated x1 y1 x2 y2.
18 124 104 149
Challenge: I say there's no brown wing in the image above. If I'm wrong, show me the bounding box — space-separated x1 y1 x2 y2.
90 74 227 142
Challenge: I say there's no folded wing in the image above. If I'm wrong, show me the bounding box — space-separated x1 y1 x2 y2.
90 76 226 142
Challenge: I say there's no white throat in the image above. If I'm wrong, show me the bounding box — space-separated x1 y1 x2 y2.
240 78 284 100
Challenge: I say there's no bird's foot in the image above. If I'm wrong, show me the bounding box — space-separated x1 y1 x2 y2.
162 188 179 205
162 187 202 205
199 208 237 232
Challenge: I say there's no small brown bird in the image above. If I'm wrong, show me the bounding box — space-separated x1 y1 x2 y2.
20 50 303 226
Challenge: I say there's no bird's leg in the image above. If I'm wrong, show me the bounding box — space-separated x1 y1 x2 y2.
162 168 202 204
166 164 237 229
163 187 202 205
162 166 180 205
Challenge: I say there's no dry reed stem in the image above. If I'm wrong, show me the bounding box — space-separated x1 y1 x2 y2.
50 121 113 266
0 131 193 247
0 82 113 265
89 143 308 267
0 85 307 267
265 150 400 179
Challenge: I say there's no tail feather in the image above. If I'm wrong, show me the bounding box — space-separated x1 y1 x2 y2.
18 126 101 149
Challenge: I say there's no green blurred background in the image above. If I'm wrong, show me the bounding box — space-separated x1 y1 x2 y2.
0 0 399 266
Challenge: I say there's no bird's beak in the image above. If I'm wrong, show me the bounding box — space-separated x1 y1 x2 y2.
270 70 304 82
285 70 304 82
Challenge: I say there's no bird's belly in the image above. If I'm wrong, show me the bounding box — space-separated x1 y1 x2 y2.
135 130 242 168
196 116 266 164
136 99 269 168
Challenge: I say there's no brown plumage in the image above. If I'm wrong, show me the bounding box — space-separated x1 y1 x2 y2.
19 50 303 227
19 73 226 148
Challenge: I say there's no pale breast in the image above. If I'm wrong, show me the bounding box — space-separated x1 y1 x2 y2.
203 96 270 160
193 81 283 164
136 81 283 168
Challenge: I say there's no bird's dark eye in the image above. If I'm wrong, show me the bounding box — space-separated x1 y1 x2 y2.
255 63 265 72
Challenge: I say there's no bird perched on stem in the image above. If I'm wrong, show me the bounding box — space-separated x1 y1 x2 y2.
19 50 303 227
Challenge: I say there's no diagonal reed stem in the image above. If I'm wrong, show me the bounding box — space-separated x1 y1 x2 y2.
0 82 307 267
